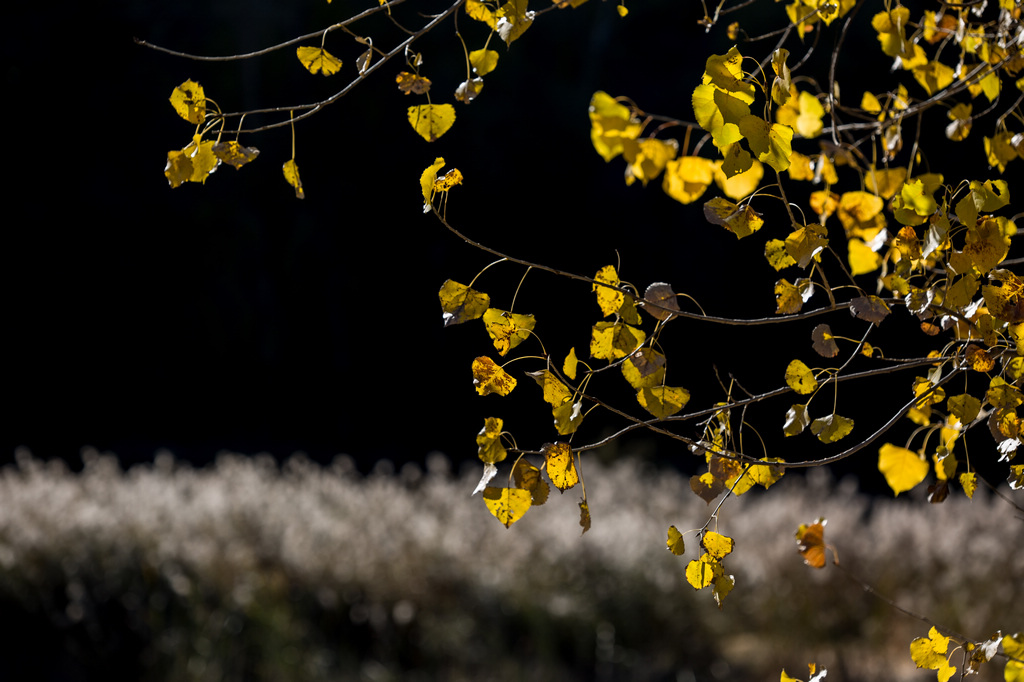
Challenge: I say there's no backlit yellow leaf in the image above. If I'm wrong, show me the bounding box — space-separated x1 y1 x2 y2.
483 308 536 356
438 279 490 327
552 400 583 435
959 472 977 499
785 223 829 268
563 348 578 380
407 104 456 142
1003 633 1024 681
589 91 642 162
879 443 929 495
526 369 573 407
482 486 532 527
637 385 690 418
685 555 720 589
420 157 446 209
495 0 533 44
713 157 763 200
910 627 953 680
469 48 499 76
542 442 579 491
396 71 432 95
169 80 206 124
476 417 507 463
282 159 305 199
739 115 793 172
662 156 715 204
703 197 764 239
622 348 667 390
465 0 497 28
513 458 549 505
471 356 517 396
212 141 260 169
296 46 343 76
775 278 813 314
766 239 797 271
810 414 854 443
948 394 981 424
748 457 785 488
865 166 907 199
912 60 954 96
590 321 645 361
667 525 686 555
624 138 678 186
785 359 818 395
593 265 623 317
703 531 734 560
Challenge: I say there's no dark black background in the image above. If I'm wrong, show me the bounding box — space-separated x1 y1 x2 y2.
4 0 1003 483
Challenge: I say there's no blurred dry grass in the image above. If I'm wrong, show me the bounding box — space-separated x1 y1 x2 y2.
0 447 1020 681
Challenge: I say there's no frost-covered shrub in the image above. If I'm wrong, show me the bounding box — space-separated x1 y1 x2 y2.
0 448 1019 681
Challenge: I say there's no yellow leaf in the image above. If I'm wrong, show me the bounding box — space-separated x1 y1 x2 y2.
785 223 829 268
703 197 764 239
766 239 797 271
637 385 690 418
471 356 517 396
738 115 793 172
476 417 507 463
912 60 954 96
589 91 642 162
552 399 583 435
212 141 260 169
795 518 827 568
984 132 1017 173
785 359 818 395
701 46 756 104
624 138 678 186
542 442 579 491
407 104 456 142
662 156 715 205
703 531 734 559
878 443 929 495
847 237 883 275
959 472 977 499
296 46 343 76
563 348 578 381
775 278 813 314
713 157 764 200
495 0 533 45
433 168 463 193
667 525 686 555
747 458 784 489
865 166 908 199
465 0 497 28
593 265 623 317
282 159 305 199
622 348 667 390
616 4 627 16
526 369 573 407
784 404 810 436
1003 633 1024 682
483 308 536 356
810 414 854 443
513 458 549 505
947 394 981 424
420 157 446 209
590 321 645 361
482 486 532 527
169 79 206 124
685 555 720 589
469 48 500 76
910 627 952 674
438 279 490 327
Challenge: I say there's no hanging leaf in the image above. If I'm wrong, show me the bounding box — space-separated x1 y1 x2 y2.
212 142 260 169
542 442 579 492
878 443 929 496
475 417 507 464
810 414 854 443
690 472 725 504
482 486 532 527
643 282 681 321
703 197 764 239
396 71 432 95
495 0 533 44
471 356 517 396
590 321 645 361
621 348 667 390
685 555 721 589
483 308 536 356
579 499 591 534
169 80 206 124
552 399 583 435
702 531 734 559
910 627 956 682
637 386 690 418
469 48 500 76
748 458 785 488
593 265 623 317
784 404 810 436
563 348 578 380
795 518 827 568
513 458 549 505
667 525 686 555
408 104 456 142
283 159 305 199
785 359 818 395
947 394 981 424
811 324 840 357
526 369 573 407
296 46 343 76
438 279 490 327
850 295 891 324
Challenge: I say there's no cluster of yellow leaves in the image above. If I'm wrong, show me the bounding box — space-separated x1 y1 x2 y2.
680 530 735 608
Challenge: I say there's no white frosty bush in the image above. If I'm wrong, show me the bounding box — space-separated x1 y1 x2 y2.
0 447 1019 681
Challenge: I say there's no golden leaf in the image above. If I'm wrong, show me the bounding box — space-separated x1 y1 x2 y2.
212 141 260 169
471 356 517 396
526 369 573 407
785 359 818 395
810 414 854 443
703 531 734 560
420 157 446 209
469 49 500 76
282 159 305 199
703 197 764 239
482 486 532 527
667 525 686 555
407 104 456 142
296 46 343 76
169 79 206 124
621 348 667 390
483 308 536 356
438 279 489 327
476 417 507 464
590 321 645 361
878 443 929 496
637 386 690 418
662 156 715 204
542 442 579 491
593 265 623 317
589 91 642 162
563 348 578 381
685 555 720 589
748 457 785 488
